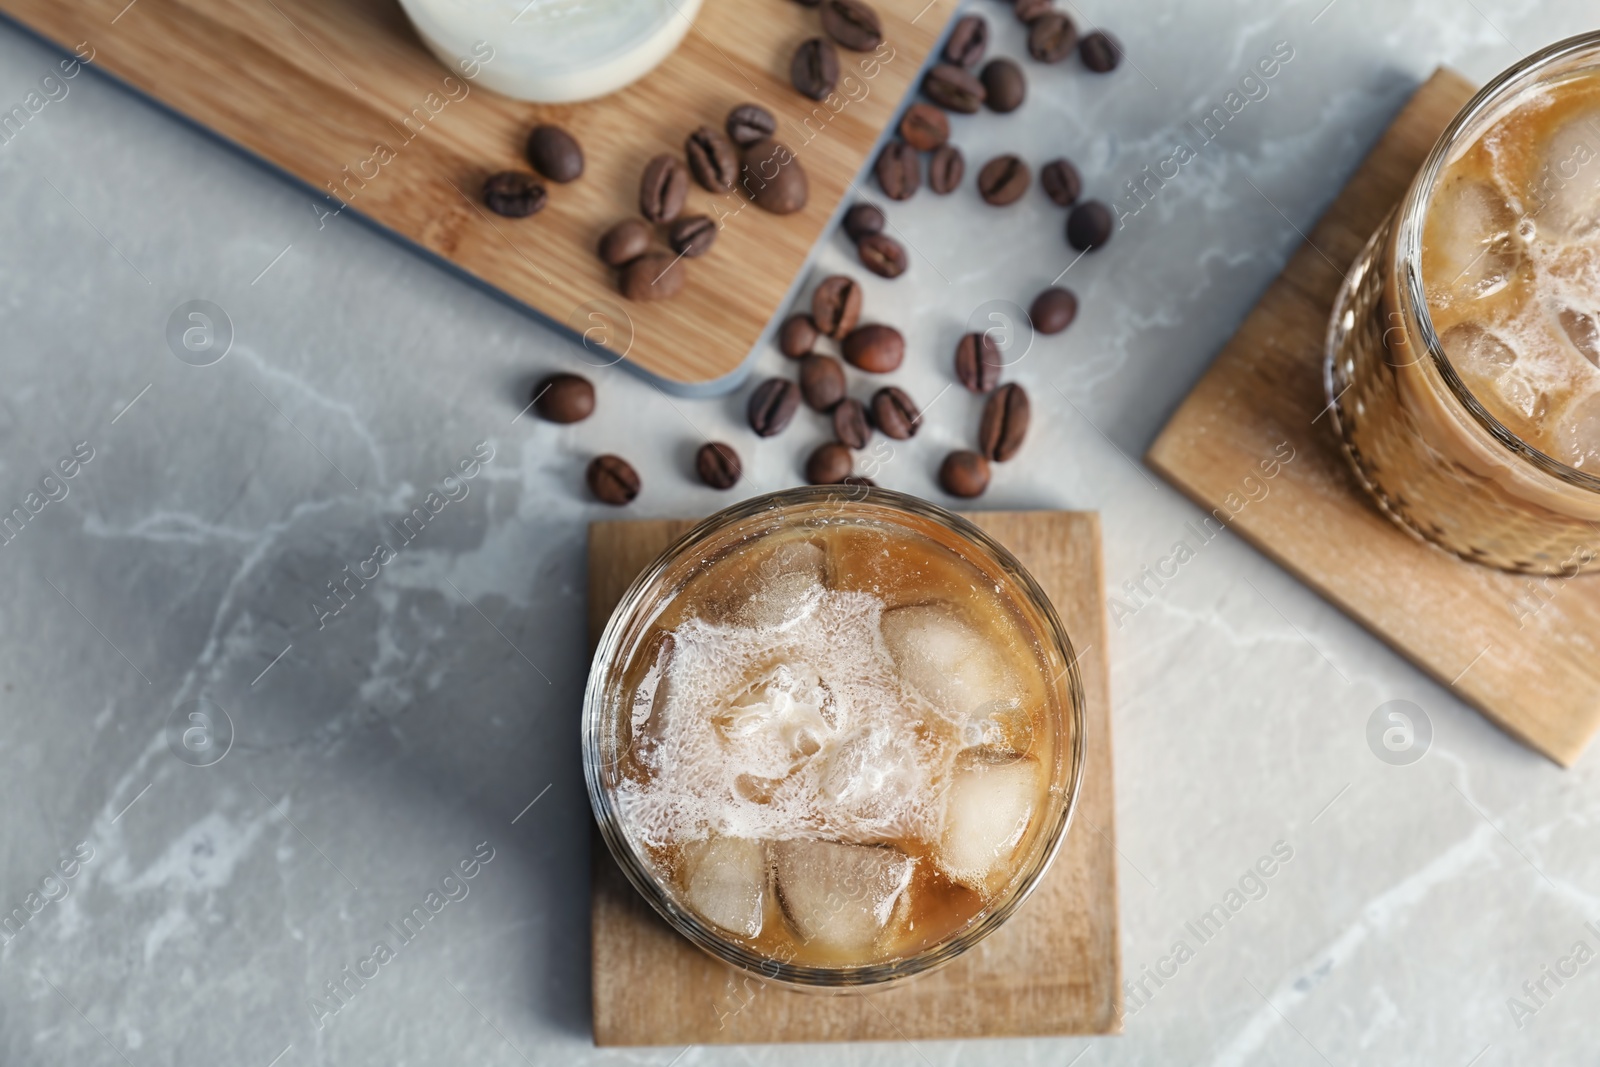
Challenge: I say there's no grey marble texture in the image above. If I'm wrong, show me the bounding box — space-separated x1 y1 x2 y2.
0 1 1597 1065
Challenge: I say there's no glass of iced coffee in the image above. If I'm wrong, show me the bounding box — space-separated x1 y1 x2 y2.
1327 31 1600 574
583 487 1084 989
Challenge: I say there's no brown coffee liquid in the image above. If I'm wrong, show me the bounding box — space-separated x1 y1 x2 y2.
611 519 1062 967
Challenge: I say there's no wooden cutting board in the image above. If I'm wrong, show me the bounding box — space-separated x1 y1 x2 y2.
1147 68 1600 767
586 511 1121 1045
0 0 953 389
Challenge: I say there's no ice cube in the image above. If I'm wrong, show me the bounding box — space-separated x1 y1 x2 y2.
716 540 827 629
1440 321 1517 379
1554 391 1600 470
628 632 676 765
682 836 767 938
1428 176 1522 300
772 839 914 953
880 604 1019 719
1534 107 1600 240
1559 305 1600 367
937 751 1042 889
712 663 838 776
818 728 925 822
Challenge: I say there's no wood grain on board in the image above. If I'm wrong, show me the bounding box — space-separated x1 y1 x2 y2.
0 0 954 387
1147 68 1600 767
585 511 1120 1045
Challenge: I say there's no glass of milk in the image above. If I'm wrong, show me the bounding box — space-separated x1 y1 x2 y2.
398 0 703 102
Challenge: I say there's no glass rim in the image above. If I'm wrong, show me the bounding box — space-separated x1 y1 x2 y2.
1395 29 1600 493
580 485 1088 990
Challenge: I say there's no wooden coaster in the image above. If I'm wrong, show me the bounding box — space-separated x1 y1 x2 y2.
0 0 953 389
586 511 1120 1046
1147 68 1600 767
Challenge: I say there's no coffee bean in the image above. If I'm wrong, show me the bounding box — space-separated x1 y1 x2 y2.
858 232 907 278
1027 12 1077 63
843 202 886 242
696 442 742 489
899 102 950 151
820 0 882 51
779 313 819 358
929 144 964 194
875 142 920 201
806 442 854 485
800 353 847 411
598 218 653 267
1079 30 1122 72
639 154 688 223
980 58 1026 113
870 386 920 439
588 454 640 505
812 275 862 338
526 125 584 183
669 215 717 257
1040 158 1082 207
1030 287 1078 334
741 139 809 214
1066 199 1113 251
686 125 738 192
979 382 1030 461
619 252 686 301
833 398 871 449
791 37 840 100
748 378 801 436
841 324 904 373
922 63 985 113
1013 0 1051 24
977 154 1030 205
726 103 776 146
939 450 990 497
482 171 547 217
944 14 989 68
533 372 594 423
954 331 1002 392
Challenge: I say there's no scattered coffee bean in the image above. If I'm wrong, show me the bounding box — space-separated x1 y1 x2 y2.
841 475 877 488
1030 287 1078 334
977 154 1030 205
526 125 584 183
726 103 776 146
876 141 921 201
779 313 819 358
858 232 908 278
833 397 871 449
841 324 905 373
669 214 717 257
1079 29 1122 72
619 252 686 301
843 202 886 242
820 0 882 51
598 218 653 267
1013 0 1052 23
944 14 989 68
899 102 950 151
806 442 854 485
587 454 640 505
940 450 990 497
1027 12 1077 63
955 331 1002 392
923 63 985 113
696 442 742 489
792 37 840 100
686 125 738 192
533 372 595 423
981 58 1026 113
639 154 688 223
800 353 848 411
870 386 921 439
1040 157 1082 206
748 377 801 436
812 275 863 338
929 144 965 194
741 139 809 214
1066 199 1114 251
482 171 547 217
979 382 1030 461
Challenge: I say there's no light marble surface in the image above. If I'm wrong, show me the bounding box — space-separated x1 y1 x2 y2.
0 1 1597 1065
